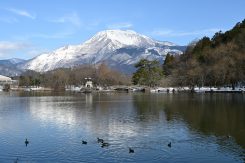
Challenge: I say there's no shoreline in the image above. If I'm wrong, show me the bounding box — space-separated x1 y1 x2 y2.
2 86 244 94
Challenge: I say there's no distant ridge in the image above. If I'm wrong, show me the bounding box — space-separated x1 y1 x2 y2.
0 58 26 76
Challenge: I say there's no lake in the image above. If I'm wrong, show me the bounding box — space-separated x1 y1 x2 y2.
0 92 244 162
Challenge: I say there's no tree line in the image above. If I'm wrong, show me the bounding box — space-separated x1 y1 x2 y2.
165 19 245 89
133 19 245 88
16 63 131 90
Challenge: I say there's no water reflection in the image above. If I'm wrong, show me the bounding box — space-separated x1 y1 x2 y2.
28 93 141 139
136 93 244 144
28 93 244 148
0 92 244 162
132 93 245 161
169 94 244 148
29 96 78 128
85 93 93 107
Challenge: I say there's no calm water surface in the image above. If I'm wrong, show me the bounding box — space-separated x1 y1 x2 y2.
0 92 244 163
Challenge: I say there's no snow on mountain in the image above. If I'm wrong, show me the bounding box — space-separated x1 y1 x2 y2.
20 30 185 73
0 58 26 76
86 30 156 47
8 58 26 64
0 58 26 65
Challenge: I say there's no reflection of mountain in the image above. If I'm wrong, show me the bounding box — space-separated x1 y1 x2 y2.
29 96 79 127
133 94 245 149
28 93 244 151
28 94 141 139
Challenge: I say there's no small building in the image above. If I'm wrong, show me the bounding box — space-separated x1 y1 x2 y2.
85 78 93 88
0 75 18 91
0 75 12 85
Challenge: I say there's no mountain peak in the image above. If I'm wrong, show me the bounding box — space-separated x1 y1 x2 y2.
19 30 185 72
84 29 156 48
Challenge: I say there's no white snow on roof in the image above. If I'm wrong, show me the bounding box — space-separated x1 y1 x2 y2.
0 75 12 81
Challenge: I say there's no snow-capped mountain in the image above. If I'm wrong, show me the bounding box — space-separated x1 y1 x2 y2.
20 30 185 73
0 58 26 76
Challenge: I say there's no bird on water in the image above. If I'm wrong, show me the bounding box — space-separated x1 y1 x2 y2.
25 138 29 147
82 140 87 144
168 142 171 148
97 137 104 143
101 142 109 148
129 147 134 153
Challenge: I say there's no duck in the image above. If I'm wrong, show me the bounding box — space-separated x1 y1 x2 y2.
97 137 104 143
101 142 109 148
168 142 171 148
25 138 29 147
129 147 134 153
82 140 87 144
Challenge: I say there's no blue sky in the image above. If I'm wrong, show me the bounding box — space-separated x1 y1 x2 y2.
0 0 244 60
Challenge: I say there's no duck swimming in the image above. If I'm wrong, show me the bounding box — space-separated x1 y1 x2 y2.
97 137 104 143
129 148 134 153
82 140 87 144
25 138 29 147
168 142 171 148
101 142 109 148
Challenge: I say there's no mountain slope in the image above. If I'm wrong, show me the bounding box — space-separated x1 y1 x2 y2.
20 30 186 73
0 58 26 76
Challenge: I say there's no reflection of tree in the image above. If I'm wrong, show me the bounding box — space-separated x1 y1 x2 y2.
162 94 245 149
29 92 245 151
132 93 168 122
133 93 245 149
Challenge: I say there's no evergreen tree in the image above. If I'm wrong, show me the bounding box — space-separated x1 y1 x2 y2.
170 19 245 88
163 53 175 76
132 59 163 87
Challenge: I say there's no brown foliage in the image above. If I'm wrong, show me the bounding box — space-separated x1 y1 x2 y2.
18 64 131 90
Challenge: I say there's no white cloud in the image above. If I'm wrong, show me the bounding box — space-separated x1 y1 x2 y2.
0 41 30 58
107 22 133 29
0 41 46 59
51 12 82 27
152 28 224 37
6 8 36 19
0 41 28 52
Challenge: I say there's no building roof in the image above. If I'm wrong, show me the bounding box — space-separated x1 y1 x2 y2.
0 75 12 81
